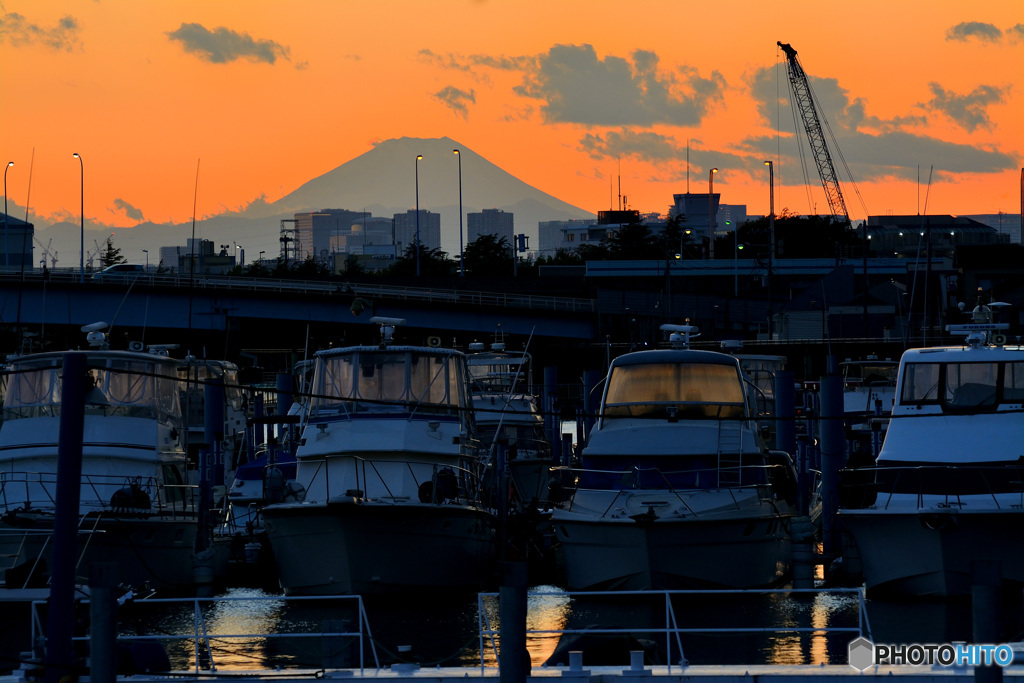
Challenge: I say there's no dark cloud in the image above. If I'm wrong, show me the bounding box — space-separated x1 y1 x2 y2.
0 12 80 51
514 44 725 126
924 82 1007 132
113 199 144 221
579 129 681 161
744 65 1017 188
1010 24 1024 42
434 86 476 118
167 23 289 64
946 22 1003 42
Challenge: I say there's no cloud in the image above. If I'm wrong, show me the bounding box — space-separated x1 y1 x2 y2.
579 130 682 161
113 199 144 221
167 23 290 64
946 22 1002 42
1010 24 1024 42
434 86 476 118
514 44 725 127
924 82 1008 132
0 12 80 51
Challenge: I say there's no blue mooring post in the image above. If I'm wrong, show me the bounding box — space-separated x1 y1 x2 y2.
204 377 225 487
89 562 118 683
775 371 796 462
498 560 529 683
819 363 845 565
972 560 1003 683
45 352 87 683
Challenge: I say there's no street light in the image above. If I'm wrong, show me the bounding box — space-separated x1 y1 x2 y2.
259 250 265 262
142 249 148 271
415 154 423 277
453 149 464 277
73 153 84 282
764 160 775 339
708 168 718 259
4 161 12 272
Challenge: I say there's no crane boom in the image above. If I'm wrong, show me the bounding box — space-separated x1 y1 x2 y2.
777 41 850 223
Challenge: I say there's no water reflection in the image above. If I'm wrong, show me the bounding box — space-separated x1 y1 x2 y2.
108 583 1016 672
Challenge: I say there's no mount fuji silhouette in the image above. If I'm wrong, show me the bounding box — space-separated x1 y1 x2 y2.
35 137 596 266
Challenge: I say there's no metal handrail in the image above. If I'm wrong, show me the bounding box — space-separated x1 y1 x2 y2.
476 587 870 673
30 593 380 674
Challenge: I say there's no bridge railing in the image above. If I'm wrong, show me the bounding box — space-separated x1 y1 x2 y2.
8 270 595 314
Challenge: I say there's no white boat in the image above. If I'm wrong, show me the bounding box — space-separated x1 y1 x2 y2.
0 324 211 592
837 302 1024 598
261 317 496 596
550 324 799 591
466 338 552 507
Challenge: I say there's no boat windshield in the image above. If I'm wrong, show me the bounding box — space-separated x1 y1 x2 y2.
602 362 745 419
311 350 465 415
843 362 898 384
900 360 1024 410
3 356 182 421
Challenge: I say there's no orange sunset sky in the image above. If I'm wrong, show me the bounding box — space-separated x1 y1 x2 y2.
2 1 1022 236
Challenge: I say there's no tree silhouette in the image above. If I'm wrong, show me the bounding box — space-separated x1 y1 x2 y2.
462 233 513 276
99 236 127 268
389 243 455 276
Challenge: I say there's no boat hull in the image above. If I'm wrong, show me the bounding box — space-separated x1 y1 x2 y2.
553 508 792 591
263 498 496 596
839 508 1024 598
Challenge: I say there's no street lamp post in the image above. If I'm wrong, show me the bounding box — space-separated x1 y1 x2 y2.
453 149 464 277
73 153 84 282
764 160 775 339
708 168 718 259
415 154 423 277
259 250 265 262
142 249 148 271
4 161 13 272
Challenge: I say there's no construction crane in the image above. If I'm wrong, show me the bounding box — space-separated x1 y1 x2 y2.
777 41 850 224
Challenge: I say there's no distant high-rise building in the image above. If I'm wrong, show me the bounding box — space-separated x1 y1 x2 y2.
393 210 441 255
467 208 514 245
294 209 371 261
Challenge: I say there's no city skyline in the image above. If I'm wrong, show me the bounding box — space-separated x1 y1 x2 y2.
2 1 1022 243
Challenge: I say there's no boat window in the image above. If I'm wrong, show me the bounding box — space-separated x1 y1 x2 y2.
1004 362 1024 403
357 352 408 405
603 362 745 419
3 361 61 419
313 355 356 410
945 362 998 408
410 354 457 408
900 363 941 403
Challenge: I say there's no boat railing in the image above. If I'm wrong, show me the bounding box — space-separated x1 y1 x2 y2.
300 455 488 506
476 587 872 673
0 471 201 517
29 593 380 674
838 464 1024 510
554 463 791 517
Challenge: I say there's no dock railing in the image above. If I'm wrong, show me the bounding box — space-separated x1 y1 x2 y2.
30 593 380 674
477 586 871 674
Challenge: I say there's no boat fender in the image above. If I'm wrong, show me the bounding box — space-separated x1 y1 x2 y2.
110 484 151 512
418 481 435 504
